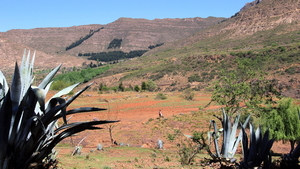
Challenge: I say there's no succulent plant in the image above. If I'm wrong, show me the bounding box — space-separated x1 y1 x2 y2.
240 124 274 169
0 50 117 169
208 109 251 163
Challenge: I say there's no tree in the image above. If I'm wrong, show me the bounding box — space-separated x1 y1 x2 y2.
146 80 157 92
118 82 125 92
207 68 281 115
141 81 147 91
260 98 300 153
134 85 140 92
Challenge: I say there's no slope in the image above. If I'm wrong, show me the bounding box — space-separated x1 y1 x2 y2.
92 0 300 98
0 17 225 57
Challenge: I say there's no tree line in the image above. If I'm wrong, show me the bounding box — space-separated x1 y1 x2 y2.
107 39 122 49
148 43 164 49
65 27 104 51
78 50 148 62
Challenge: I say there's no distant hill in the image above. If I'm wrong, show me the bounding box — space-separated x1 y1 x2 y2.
0 17 225 57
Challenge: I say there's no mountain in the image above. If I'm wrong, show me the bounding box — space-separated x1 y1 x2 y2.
90 0 300 97
0 17 225 57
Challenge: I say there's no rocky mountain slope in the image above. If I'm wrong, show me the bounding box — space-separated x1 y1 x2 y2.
91 0 300 96
0 17 225 57
148 0 300 54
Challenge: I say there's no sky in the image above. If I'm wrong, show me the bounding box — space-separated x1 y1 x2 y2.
0 0 252 32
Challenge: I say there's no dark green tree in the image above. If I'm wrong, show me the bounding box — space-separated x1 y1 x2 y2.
118 82 125 92
134 85 140 92
141 82 147 91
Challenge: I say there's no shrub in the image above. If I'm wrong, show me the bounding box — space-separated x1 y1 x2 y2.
134 85 140 92
188 74 202 82
155 93 167 100
181 89 195 101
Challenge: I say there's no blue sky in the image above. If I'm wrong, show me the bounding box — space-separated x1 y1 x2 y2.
0 0 252 32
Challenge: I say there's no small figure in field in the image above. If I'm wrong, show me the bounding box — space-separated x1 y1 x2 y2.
158 110 164 118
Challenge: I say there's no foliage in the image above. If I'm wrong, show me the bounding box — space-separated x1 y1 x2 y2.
260 98 300 153
52 66 110 90
50 80 73 91
107 39 122 49
133 85 140 92
181 89 195 101
207 68 281 115
141 80 157 92
0 50 117 169
177 136 201 165
66 28 103 51
79 50 148 62
155 93 167 100
240 124 274 169
118 82 125 92
188 74 202 82
148 43 164 50
141 82 147 91
180 132 211 166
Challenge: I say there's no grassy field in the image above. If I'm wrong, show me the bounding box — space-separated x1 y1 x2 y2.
53 90 289 169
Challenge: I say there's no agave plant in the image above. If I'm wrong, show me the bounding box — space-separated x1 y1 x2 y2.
240 124 274 169
208 109 251 164
0 50 117 169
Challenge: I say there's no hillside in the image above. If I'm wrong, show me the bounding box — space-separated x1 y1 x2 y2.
91 0 300 98
0 17 225 57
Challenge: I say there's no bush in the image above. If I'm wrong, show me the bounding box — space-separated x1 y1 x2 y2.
146 80 157 92
51 80 73 91
155 93 167 100
134 85 140 92
188 74 202 82
181 89 195 101
52 66 109 90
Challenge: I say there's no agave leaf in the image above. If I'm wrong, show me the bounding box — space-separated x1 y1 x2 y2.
226 113 240 158
0 71 8 101
65 83 93 108
230 114 251 158
32 88 46 114
247 124 257 164
0 90 13 167
38 64 62 89
66 107 106 115
42 102 67 126
29 120 117 165
20 50 34 96
10 62 22 107
241 127 249 163
54 120 118 134
258 129 274 165
50 83 79 99
241 125 274 168
221 108 231 157
184 134 192 138
210 119 221 157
